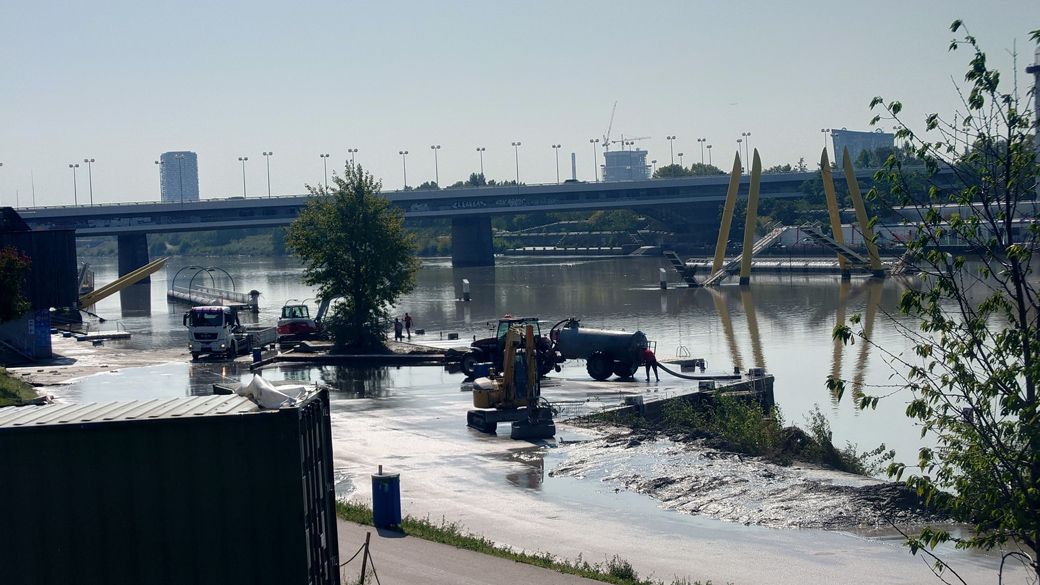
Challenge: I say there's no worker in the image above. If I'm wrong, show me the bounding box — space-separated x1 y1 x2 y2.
394 318 404 342
642 346 659 382
404 312 413 340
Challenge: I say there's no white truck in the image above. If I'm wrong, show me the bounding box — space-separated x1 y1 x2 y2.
184 306 278 360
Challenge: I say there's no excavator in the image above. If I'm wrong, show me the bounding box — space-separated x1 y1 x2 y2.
466 324 556 440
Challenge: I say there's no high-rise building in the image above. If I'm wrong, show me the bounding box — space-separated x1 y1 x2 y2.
829 129 894 164
159 151 200 203
602 149 650 182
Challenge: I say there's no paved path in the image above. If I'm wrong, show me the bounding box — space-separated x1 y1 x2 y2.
337 520 606 585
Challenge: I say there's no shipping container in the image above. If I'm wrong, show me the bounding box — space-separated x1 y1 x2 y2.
0 389 340 585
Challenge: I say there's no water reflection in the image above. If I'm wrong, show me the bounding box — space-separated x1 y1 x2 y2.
318 366 393 398
119 283 151 318
503 451 545 490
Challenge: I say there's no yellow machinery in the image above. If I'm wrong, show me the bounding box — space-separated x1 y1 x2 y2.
78 257 168 308
467 324 556 440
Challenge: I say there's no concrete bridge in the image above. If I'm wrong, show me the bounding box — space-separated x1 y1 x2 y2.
16 170 860 272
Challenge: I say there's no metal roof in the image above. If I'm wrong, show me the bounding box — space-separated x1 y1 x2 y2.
0 394 265 429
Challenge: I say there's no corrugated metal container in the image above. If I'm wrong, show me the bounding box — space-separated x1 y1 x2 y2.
0 390 340 585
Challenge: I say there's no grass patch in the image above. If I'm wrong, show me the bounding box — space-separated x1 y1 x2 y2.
0 367 38 407
585 393 893 476
336 500 717 585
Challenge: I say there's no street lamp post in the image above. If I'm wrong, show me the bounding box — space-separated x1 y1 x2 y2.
319 153 330 190
651 159 657 175
741 132 752 166
510 141 521 185
263 151 273 197
175 154 185 203
475 147 485 178
238 156 248 197
399 150 409 188
678 152 685 167
589 138 600 181
347 148 358 165
551 144 561 184
430 144 441 186
707 144 713 166
666 135 676 165
821 128 831 157
83 158 95 205
68 163 80 205
697 138 706 165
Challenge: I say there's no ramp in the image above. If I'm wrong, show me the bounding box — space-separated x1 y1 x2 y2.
797 224 873 269
701 225 788 286
663 250 699 287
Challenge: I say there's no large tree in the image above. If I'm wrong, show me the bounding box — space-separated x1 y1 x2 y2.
0 246 30 322
287 164 419 351
832 23 1040 581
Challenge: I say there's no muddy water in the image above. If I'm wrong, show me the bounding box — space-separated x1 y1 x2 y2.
39 255 1028 583
77 255 921 458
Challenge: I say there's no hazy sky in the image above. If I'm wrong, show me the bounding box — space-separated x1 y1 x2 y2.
1 1 1036 207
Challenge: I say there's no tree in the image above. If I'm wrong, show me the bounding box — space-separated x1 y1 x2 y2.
653 163 689 178
287 164 419 351
831 23 1040 580
0 246 31 322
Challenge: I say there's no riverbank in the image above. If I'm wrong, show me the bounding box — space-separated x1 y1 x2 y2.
0 367 41 406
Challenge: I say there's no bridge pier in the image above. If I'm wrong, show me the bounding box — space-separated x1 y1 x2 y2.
451 217 494 267
117 234 151 309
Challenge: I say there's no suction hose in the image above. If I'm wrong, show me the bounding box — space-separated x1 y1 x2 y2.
655 362 741 381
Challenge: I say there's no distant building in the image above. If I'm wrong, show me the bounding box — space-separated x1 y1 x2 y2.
602 149 650 182
160 151 200 203
829 129 894 164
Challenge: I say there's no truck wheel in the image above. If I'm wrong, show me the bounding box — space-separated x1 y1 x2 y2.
191 352 200 361
587 352 613 381
613 361 639 379
536 350 555 378
461 351 480 377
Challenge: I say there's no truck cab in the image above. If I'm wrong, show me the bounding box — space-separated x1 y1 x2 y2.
184 306 240 359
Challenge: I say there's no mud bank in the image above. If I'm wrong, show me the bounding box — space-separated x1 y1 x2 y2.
550 427 943 530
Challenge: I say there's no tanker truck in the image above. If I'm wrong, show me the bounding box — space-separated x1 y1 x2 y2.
549 318 649 381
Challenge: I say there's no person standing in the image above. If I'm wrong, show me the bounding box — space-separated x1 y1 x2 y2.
394 317 404 342
404 312 413 340
642 346 659 382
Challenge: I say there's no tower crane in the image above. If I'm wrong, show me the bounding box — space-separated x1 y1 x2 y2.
611 135 652 150
601 101 617 152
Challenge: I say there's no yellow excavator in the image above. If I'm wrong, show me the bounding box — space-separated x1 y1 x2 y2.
466 324 556 440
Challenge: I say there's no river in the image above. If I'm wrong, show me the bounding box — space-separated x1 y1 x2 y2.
40 254 1022 584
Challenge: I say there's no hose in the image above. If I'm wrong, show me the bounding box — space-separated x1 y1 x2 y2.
655 362 741 381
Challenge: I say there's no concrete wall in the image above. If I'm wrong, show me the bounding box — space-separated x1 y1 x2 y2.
0 309 52 363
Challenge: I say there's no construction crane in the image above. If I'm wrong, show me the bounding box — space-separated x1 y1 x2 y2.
611 135 651 150
602 101 617 152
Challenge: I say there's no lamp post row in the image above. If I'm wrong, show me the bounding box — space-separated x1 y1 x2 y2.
16 134 745 208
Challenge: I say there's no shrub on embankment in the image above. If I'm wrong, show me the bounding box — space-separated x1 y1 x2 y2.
587 393 893 476
0 367 38 407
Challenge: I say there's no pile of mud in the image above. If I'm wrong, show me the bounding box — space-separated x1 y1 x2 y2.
551 429 945 529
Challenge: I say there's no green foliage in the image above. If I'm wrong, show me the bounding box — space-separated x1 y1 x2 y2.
588 209 641 232
336 500 716 585
0 368 38 406
287 164 419 351
0 246 31 322
834 23 1040 577
653 163 725 179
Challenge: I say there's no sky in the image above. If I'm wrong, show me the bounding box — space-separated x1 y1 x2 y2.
1 1 1037 207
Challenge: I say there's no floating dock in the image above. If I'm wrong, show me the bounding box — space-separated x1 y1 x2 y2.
166 285 260 312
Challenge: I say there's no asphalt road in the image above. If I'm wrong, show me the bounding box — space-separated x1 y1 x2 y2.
338 520 607 585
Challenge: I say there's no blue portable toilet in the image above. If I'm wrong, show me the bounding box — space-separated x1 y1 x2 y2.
372 466 401 528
